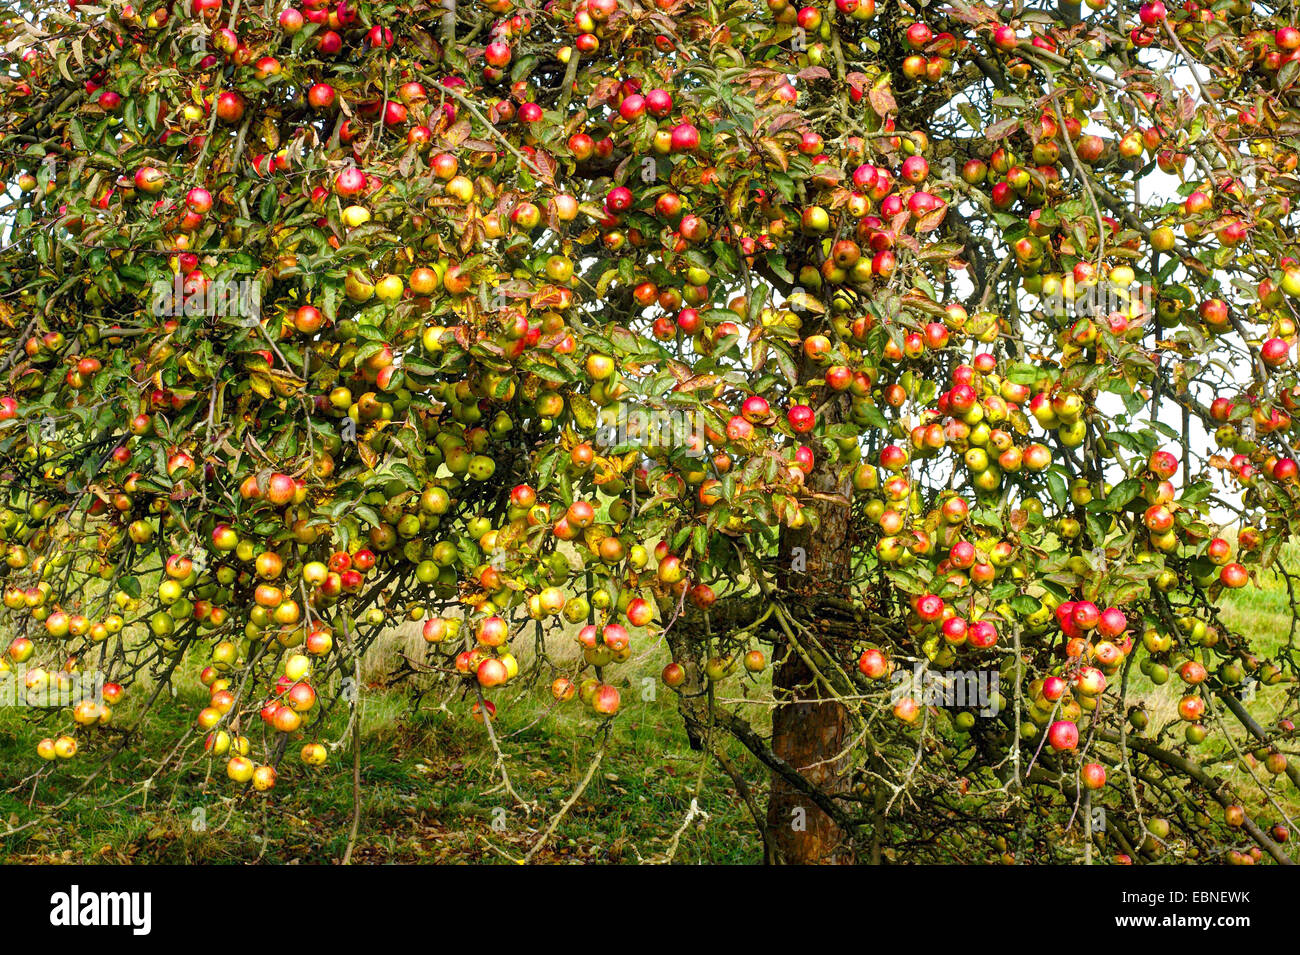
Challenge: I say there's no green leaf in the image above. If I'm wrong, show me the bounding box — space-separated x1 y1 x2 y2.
1045 469 1067 510
1006 361 1042 385
1011 594 1041 615
764 252 793 283
989 581 1015 601
536 447 560 491
258 187 278 223
388 463 419 489
856 402 888 429
529 362 569 384
1104 478 1140 511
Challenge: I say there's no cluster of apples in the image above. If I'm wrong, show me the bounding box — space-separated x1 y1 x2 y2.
3 585 128 646
1034 601 1130 751
197 646 328 789
405 464 737 716
786 150 948 297
1 638 125 763
1241 23 1300 80
947 358 1054 483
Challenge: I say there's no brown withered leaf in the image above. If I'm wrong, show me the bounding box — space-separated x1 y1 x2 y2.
665 359 693 383
673 373 721 393
915 203 948 233
757 137 788 171
532 150 557 184
587 76 620 108
356 437 378 470
443 119 472 145
869 76 896 118
530 285 570 310
766 111 804 134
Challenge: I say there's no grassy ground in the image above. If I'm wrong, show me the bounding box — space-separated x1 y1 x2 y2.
2 544 1297 864
0 625 763 864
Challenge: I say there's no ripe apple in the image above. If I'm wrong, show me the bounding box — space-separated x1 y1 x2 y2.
184 187 212 215
477 657 509 688
226 755 254 782
741 395 770 423
476 615 509 646
670 123 700 152
215 91 244 124
1097 607 1127 638
1139 1 1166 25
626 598 653 626
787 404 815 433
1047 720 1078 751
915 594 944 621
1262 337 1290 368
858 648 889 678
307 83 336 109
8 636 34 663
592 683 621 715
1220 562 1248 588
968 620 997 648
133 166 165 193
335 167 367 197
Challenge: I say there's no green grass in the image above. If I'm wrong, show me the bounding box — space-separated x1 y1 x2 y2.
0 627 762 864
1219 568 1299 649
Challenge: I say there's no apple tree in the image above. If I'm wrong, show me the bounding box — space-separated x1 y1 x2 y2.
2 0 1300 863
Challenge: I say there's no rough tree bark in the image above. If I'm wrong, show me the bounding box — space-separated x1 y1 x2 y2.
766 405 856 864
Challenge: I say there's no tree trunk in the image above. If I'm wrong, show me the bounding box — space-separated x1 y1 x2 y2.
766 433 855 864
